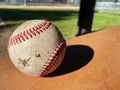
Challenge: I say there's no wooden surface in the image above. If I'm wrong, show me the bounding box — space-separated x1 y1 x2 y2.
0 26 120 90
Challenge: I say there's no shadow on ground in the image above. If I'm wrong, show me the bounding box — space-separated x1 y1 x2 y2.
0 8 78 21
46 45 94 77
0 8 78 33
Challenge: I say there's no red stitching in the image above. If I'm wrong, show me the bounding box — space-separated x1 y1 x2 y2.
23 31 29 40
20 32 25 41
29 28 36 36
27 29 33 38
18 34 22 43
7 20 51 48
15 35 18 44
34 26 40 34
38 41 66 77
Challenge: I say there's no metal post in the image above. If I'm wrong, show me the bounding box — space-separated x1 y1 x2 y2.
76 0 96 36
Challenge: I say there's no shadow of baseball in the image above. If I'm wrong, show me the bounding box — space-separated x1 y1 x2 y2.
46 45 94 77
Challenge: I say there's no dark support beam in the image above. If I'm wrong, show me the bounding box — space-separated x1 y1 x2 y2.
76 0 96 36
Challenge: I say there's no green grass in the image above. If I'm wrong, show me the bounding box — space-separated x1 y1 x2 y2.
97 9 120 16
92 13 120 31
0 8 120 39
0 8 78 39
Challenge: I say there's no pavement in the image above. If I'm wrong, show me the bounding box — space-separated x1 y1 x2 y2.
0 18 12 57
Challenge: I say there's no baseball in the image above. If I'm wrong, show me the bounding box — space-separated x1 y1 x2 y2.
7 20 66 77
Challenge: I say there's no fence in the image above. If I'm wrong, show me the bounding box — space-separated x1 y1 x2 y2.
0 0 80 5
96 2 120 9
95 2 120 15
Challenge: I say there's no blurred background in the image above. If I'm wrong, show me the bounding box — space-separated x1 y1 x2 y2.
0 0 120 39
0 0 120 57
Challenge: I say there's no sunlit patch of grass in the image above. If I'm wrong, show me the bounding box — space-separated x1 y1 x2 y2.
0 8 120 39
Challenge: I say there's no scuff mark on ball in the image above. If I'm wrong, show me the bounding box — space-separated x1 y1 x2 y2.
18 57 31 67
35 52 41 57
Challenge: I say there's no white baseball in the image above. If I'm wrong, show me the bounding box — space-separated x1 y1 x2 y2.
7 20 66 77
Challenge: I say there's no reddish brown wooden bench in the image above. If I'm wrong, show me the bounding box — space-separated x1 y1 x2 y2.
0 26 120 90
